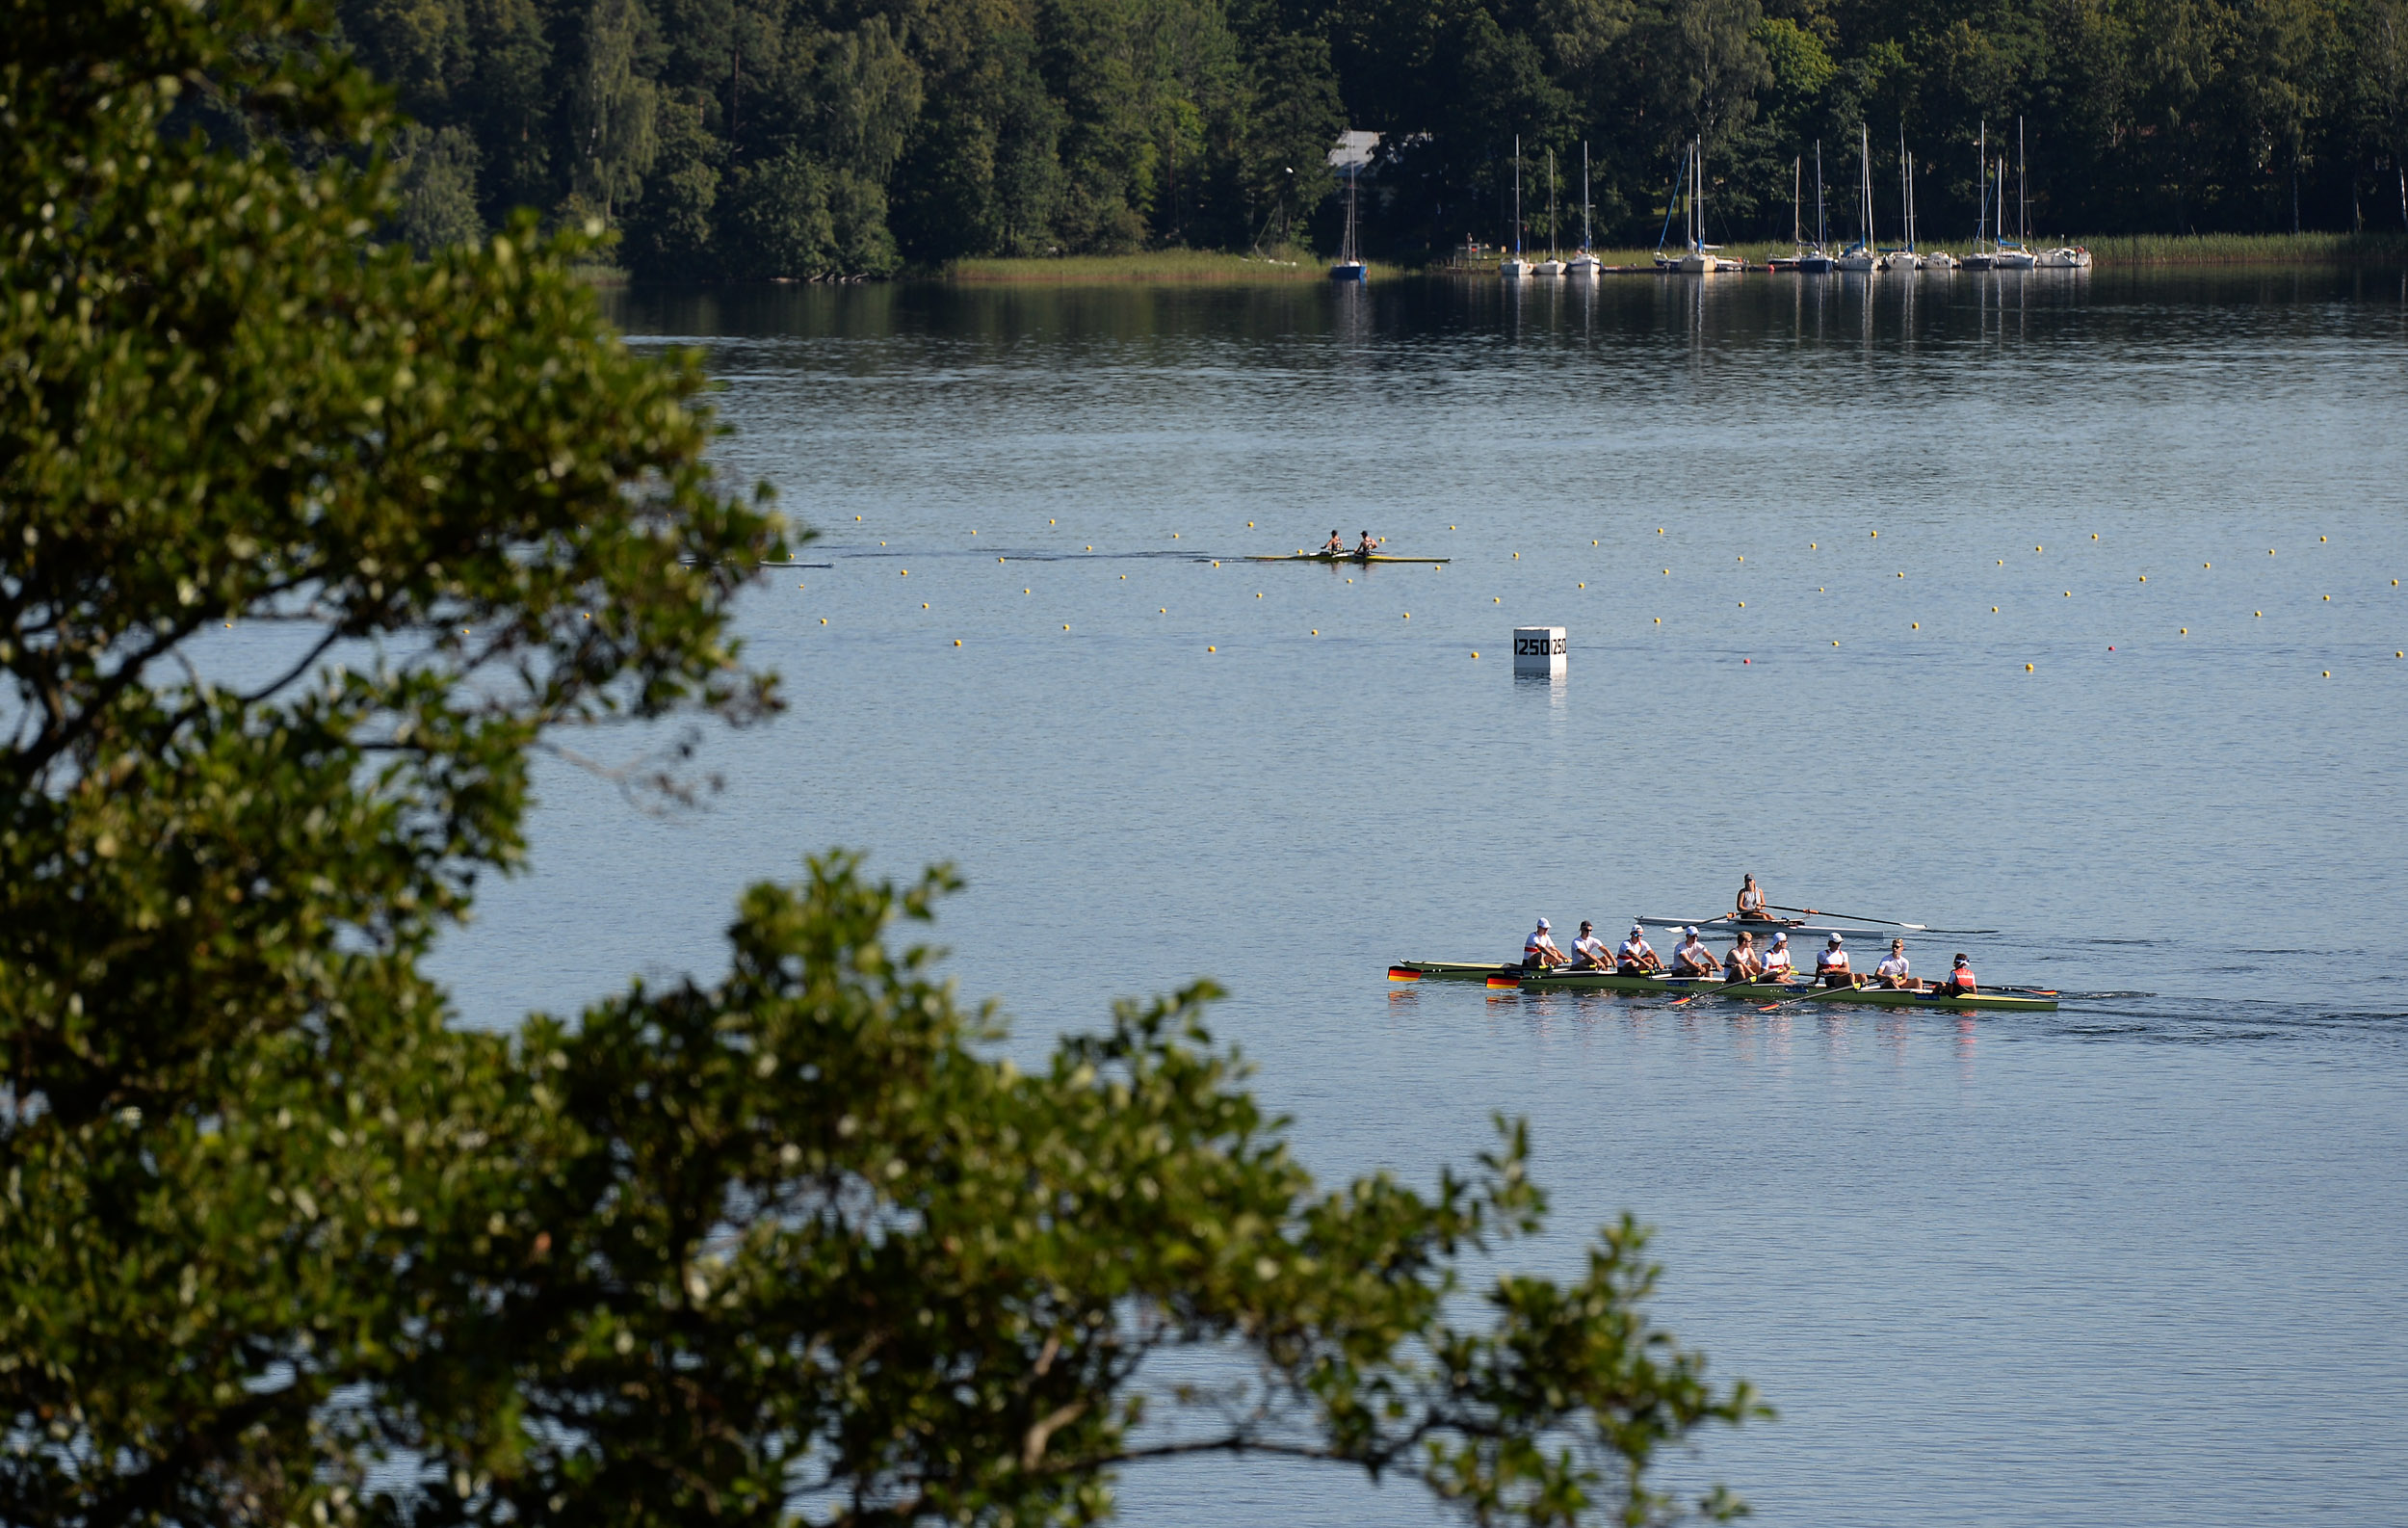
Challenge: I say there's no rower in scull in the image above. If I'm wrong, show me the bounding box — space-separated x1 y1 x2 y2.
1735 873 1768 919
1355 530 1379 557
1616 925 1663 974
1761 932 1795 981
1322 530 1347 553
1523 917 1570 970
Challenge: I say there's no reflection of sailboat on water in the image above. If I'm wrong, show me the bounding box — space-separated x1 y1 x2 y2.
1500 134 1532 278
1568 142 1602 276
1655 140 1731 273
1329 131 1366 281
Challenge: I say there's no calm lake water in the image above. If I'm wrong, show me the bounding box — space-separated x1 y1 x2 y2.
440 269 2408 1525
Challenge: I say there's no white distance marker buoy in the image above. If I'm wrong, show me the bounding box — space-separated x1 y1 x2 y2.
1513 626 1566 676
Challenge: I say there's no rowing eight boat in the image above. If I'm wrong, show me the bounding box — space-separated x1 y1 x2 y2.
1387 961 2055 1011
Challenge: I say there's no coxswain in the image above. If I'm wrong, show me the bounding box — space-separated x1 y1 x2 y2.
1672 926 1718 977
1815 934 1854 988
1735 873 1768 919
1723 932 1763 982
1874 938 1915 989
1570 920 1611 969
1523 917 1569 970
1761 932 1795 981
1616 925 1662 974
1943 954 1978 994
1322 530 1347 554
1354 530 1378 557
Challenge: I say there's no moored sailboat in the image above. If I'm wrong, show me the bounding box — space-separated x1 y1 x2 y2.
1500 134 1532 278
1329 131 1366 281
1836 125 1877 270
1567 142 1603 276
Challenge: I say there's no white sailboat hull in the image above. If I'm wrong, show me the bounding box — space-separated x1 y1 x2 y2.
1566 254 1602 276
1534 259 1566 277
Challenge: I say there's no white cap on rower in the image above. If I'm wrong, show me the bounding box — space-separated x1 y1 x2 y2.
1536 917 1550 929
1771 933 1788 944
1827 934 1844 944
1630 925 1645 935
1684 925 1699 936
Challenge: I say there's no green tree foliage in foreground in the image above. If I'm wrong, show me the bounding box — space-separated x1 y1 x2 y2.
326 0 2408 271
0 3 1762 1522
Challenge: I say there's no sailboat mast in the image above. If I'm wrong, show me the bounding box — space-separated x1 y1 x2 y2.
1817 140 1826 248
2018 117 2028 246
1976 120 1987 248
1513 134 1522 257
1793 154 1801 246
1583 141 1592 250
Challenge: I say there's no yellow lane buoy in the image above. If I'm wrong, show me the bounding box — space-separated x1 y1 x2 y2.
2181 628 2187 634
999 556 1006 563
1471 650 1479 657
855 515 862 521
1049 519 1056 525
900 568 908 576
971 530 979 536
1871 531 1878 538
1494 596 1502 603
2026 663 2034 671
1310 629 1318 635
1206 645 1215 651
1662 568 1670 575
1401 613 1410 619
954 639 962 645
1513 552 1520 559
1811 542 1818 549
2064 591 2072 597
820 619 827 625
1246 521 1253 528
1160 608 1167 614
1833 640 1840 645
2324 594 2331 601
1086 545 1093 551
1172 533 1179 539
1256 592 1263 598
2320 536 2327 541
2092 534 2099 540
1593 540 1599 545
1658 527 1664 534
1578 583 1585 589
1213 561 1219 567
1999 560 2004 566
1898 571 1904 578
1738 555 1744 563
2322 671 2330 677
1739 601 1745 608
1910 621 1918 628
1656 618 1662 624
921 602 929 609
1063 624 1070 630
1993 606 1999 612
2256 611 2263 617
2036 545 2043 552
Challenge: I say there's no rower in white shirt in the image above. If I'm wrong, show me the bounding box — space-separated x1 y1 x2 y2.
1523 917 1570 970
1671 926 1718 977
1616 925 1663 974
1874 938 1916 989
1815 934 1854 988
1570 920 1612 969
1760 932 1795 981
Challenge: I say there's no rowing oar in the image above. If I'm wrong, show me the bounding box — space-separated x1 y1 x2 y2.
1767 902 1927 931
1668 975 1754 1006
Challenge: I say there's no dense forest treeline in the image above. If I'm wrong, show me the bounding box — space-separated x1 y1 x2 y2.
344 0 2408 273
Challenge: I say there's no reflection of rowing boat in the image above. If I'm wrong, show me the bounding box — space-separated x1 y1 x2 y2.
1386 961 2055 1011
1247 551 1451 565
